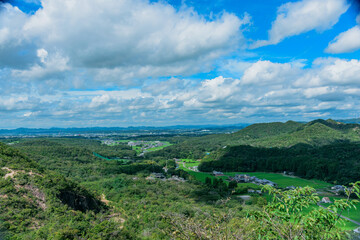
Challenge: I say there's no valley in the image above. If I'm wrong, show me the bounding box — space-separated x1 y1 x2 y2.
1 119 360 239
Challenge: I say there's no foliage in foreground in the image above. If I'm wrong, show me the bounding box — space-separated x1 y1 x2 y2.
164 182 360 240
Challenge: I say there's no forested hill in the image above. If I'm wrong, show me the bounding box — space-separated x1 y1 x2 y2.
0 142 123 239
147 119 360 159
231 120 303 140
199 142 360 184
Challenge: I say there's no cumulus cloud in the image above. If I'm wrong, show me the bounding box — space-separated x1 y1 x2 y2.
325 14 360 53
251 0 349 48
1 0 360 127
295 58 360 86
241 60 304 85
12 50 70 80
13 0 246 81
0 4 37 68
2 57 360 127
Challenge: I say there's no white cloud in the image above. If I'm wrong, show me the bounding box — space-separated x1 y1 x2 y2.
241 60 303 85
37 48 48 63
303 87 334 98
12 50 70 80
0 4 37 68
3 56 360 127
2 1 360 127
251 0 349 48
325 14 360 53
16 0 246 80
296 58 360 86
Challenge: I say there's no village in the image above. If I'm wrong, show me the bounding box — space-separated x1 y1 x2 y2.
127 140 165 150
227 173 278 187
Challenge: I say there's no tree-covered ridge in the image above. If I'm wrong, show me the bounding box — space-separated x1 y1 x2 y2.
199 142 360 184
0 142 124 239
231 120 303 140
148 119 360 159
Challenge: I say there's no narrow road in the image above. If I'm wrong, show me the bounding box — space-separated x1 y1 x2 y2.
317 203 360 226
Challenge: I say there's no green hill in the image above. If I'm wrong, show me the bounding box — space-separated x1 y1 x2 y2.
198 142 360 184
248 119 360 148
0 142 123 239
147 119 360 159
231 120 303 140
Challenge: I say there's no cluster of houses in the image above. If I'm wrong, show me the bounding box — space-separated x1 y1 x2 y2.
212 171 224 176
283 171 295 176
248 189 262 194
128 140 165 151
189 166 199 172
330 185 346 195
228 174 278 187
102 139 116 145
145 172 185 182
320 197 332 203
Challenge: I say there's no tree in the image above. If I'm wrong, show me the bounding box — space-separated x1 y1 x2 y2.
163 182 360 239
205 177 212 186
251 182 360 239
228 181 237 190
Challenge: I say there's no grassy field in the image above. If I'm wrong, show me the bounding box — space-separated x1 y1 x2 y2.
301 202 360 230
131 141 172 154
181 159 201 168
225 172 331 189
145 142 172 152
179 160 331 189
181 159 197 162
320 196 360 223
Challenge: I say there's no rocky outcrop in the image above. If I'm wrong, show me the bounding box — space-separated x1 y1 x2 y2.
58 190 103 213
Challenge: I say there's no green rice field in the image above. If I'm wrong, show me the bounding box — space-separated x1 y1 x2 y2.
179 160 330 189
225 172 331 189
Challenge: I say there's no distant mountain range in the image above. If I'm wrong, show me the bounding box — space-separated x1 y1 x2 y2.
0 124 250 136
1 117 359 136
337 118 360 124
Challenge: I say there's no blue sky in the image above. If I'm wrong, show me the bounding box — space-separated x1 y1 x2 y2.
0 0 360 128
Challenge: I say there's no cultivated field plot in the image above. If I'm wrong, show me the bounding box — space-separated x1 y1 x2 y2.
179 160 331 189
225 172 332 189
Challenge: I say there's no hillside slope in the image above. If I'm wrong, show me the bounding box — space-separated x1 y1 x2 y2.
0 142 123 239
199 142 360 184
148 119 360 159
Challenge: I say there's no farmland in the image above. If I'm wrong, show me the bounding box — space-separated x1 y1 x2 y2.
179 159 331 189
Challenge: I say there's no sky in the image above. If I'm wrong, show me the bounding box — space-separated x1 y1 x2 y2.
0 0 360 128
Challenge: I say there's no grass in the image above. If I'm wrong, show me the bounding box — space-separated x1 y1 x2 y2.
320 196 360 222
145 142 172 152
178 161 330 189
181 159 197 163
179 158 330 190
186 162 200 167
225 172 331 189
178 164 227 182
131 141 172 154
181 159 200 168
301 201 360 230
